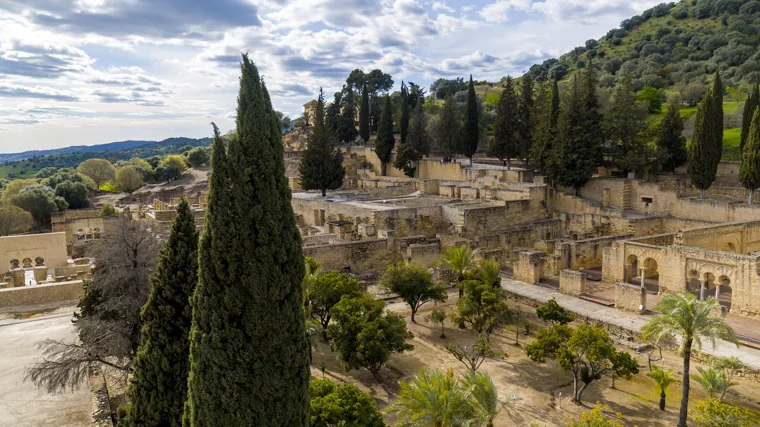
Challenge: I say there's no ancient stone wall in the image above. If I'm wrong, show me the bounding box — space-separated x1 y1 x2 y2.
0 233 67 274
615 282 646 314
303 239 393 272
406 242 441 267
459 200 547 237
559 269 586 296
556 234 633 270
513 250 544 283
0 280 84 309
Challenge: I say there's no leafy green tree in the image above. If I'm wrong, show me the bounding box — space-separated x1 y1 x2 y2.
689 88 720 199
740 83 760 155
517 76 535 168
326 91 343 135
390 369 473 426
462 75 480 166
712 356 744 394
1 179 36 203
445 333 496 373
379 263 448 323
740 108 760 204
648 367 678 411
568 403 626 427
308 271 361 330
637 86 664 112
400 81 410 145
693 399 760 427
12 185 67 228
426 309 447 338
299 88 345 197
693 367 736 402
472 259 501 288
408 98 430 157
605 75 650 176
54 180 89 209
327 293 414 382
531 79 560 179
77 158 116 190
464 371 503 427
393 139 422 178
375 95 395 176
161 154 188 172
309 378 385 427
338 90 358 143
642 292 738 427
101 203 117 217
0 204 33 236
451 274 512 337
359 83 370 144
441 245 478 299
656 97 688 173
183 55 310 426
488 77 519 169
115 165 144 193
437 93 461 161
536 297 575 325
121 200 198 427
186 147 209 167
302 257 321 317
526 324 638 404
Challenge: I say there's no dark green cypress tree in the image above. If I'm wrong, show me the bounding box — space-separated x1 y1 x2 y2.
326 91 343 135
531 79 560 179
338 90 358 143
488 77 519 169
121 198 198 427
375 95 395 176
360 83 370 144
712 71 724 168
299 88 345 197
462 75 480 166
554 75 598 194
605 74 648 176
740 83 759 155
400 81 410 145
517 76 535 168
689 88 719 199
656 97 687 173
740 107 760 204
183 54 309 426
580 63 604 168
408 98 429 157
437 93 461 161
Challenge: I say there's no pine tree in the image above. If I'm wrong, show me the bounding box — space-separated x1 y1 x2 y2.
375 95 395 176
740 107 760 204
360 83 370 144
553 75 598 194
656 97 687 173
183 54 310 426
689 88 719 199
326 91 343 135
400 81 410 145
740 83 759 155
121 199 198 427
338 89 358 143
712 71 724 170
488 77 519 169
299 88 345 197
437 93 461 161
462 75 480 166
517 76 535 168
605 75 649 176
531 79 560 179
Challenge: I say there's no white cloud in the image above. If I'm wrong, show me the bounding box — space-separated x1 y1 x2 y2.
479 0 531 23
431 1 454 13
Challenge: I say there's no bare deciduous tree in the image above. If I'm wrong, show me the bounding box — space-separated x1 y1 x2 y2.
26 217 161 393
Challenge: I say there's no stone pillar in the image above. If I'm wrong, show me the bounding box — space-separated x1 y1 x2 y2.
11 268 25 287
33 266 48 283
700 280 707 301
715 284 721 300
640 268 646 289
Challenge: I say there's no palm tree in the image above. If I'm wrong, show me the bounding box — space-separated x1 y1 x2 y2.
390 369 473 427
642 292 738 427
648 367 677 411
693 367 736 402
463 371 503 427
473 259 501 288
302 260 321 317
441 245 478 299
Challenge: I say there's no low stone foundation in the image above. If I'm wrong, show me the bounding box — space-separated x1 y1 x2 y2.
559 270 586 296
0 280 84 309
615 282 646 314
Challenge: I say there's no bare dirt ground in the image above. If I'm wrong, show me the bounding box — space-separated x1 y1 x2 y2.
311 291 760 426
0 310 90 427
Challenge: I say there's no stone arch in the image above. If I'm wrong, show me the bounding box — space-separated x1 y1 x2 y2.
34 257 45 266
687 269 701 295
9 259 19 269
718 233 741 254
22 258 32 268
93 228 101 239
715 274 732 310
685 260 734 283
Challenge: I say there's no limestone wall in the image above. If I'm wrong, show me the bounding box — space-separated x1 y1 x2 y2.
615 282 646 314
559 269 586 296
556 234 633 270
0 233 67 273
459 200 547 237
303 239 392 272
0 280 84 309
578 178 628 209
407 242 441 267
513 251 544 283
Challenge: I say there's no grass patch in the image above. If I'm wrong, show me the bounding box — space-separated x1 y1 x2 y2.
723 128 741 161
99 181 122 193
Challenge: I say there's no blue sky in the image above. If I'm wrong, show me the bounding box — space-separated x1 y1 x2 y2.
0 0 663 153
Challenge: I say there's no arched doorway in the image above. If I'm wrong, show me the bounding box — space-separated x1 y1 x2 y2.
715 275 732 311
687 269 701 297
626 254 639 284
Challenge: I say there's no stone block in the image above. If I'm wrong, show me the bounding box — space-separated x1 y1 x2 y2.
560 270 586 296
514 251 544 284
33 266 48 283
615 282 646 314
11 269 25 287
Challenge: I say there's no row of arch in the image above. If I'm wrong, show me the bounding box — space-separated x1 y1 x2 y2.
77 228 101 240
9 257 45 269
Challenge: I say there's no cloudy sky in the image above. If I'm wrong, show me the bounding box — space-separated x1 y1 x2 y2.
0 0 663 153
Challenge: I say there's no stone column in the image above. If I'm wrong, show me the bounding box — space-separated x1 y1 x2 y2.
715 284 721 300
640 268 646 289
700 280 707 301
33 266 48 284
11 269 25 287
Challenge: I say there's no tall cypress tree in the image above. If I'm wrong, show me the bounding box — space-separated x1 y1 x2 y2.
554 75 597 194
740 107 760 204
740 83 759 155
375 95 395 176
517 76 535 168
488 76 519 169
338 89 358 143
184 54 309 426
605 74 648 176
437 93 461 161
121 198 198 427
580 63 604 168
531 79 560 179
299 88 345 197
656 97 687 173
462 75 480 166
360 83 370 144
408 98 429 157
689 88 719 199
712 71 724 169
400 81 410 145
326 91 343 135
